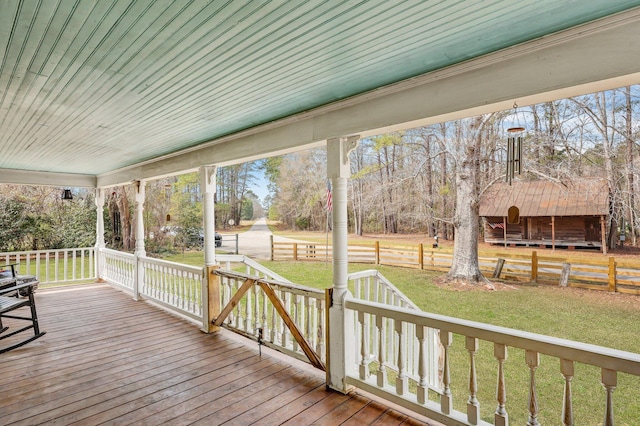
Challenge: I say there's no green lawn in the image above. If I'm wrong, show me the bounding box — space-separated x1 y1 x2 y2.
160 254 640 424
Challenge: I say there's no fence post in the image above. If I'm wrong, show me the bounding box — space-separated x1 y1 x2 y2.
418 243 424 270
375 241 380 265
270 235 274 261
608 257 617 292
531 251 538 282
560 263 571 287
493 258 505 278
293 243 298 261
235 233 239 254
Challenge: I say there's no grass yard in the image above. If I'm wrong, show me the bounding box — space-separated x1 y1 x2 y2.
160 251 640 425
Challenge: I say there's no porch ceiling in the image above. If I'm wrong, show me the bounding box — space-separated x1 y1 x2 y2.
2 1 640 187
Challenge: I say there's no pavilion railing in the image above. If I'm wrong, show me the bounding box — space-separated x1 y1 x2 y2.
0 247 95 285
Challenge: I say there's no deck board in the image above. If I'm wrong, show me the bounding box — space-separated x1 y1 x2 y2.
0 284 441 425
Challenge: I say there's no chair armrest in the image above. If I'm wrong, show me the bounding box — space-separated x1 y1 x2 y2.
0 282 36 296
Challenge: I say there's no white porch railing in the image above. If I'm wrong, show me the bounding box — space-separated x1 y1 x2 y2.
139 256 204 321
349 270 442 392
344 297 640 426
0 247 95 285
101 248 135 292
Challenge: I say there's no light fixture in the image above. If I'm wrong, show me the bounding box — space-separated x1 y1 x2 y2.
62 189 73 200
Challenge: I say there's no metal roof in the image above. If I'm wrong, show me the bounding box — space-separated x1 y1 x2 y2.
2 1 640 187
479 179 610 217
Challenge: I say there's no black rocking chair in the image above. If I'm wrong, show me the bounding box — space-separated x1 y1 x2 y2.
0 281 46 354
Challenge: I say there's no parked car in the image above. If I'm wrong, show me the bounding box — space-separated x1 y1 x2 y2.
195 229 222 247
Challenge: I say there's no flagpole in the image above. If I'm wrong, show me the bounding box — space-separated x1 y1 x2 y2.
325 209 330 265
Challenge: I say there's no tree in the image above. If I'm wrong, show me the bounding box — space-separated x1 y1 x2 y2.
445 115 496 284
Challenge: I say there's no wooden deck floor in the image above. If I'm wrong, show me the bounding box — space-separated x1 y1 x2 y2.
0 284 442 425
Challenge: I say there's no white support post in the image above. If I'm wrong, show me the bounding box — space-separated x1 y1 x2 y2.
133 180 146 300
200 165 218 332
94 188 106 282
327 135 359 393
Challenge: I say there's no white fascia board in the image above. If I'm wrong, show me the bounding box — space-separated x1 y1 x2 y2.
98 8 640 187
0 168 97 188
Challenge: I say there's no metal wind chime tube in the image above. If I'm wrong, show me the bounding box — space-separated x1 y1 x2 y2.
506 126 524 185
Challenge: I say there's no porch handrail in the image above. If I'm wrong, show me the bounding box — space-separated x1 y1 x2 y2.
0 247 96 285
344 297 640 426
216 254 291 282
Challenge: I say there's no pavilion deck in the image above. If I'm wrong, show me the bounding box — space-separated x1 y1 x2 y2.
0 284 440 425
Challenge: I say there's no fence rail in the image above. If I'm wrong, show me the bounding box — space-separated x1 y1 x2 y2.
272 241 640 293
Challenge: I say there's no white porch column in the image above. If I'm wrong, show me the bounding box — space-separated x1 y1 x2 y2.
200 166 220 333
327 135 359 393
94 188 106 282
133 180 146 300
201 166 217 266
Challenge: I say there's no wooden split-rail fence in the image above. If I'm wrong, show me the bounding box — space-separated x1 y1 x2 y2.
271 239 640 295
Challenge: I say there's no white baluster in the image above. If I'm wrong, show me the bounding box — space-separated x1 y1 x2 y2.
261 289 268 338
305 296 312 347
244 281 252 332
526 350 540 426
466 336 480 425
359 310 369 379
281 290 289 348
316 299 325 361
602 368 616 426
560 359 574 426
440 331 452 414
376 314 387 387
396 319 408 396
416 325 428 404
269 300 276 343
292 293 299 352
253 284 260 333
494 343 508 426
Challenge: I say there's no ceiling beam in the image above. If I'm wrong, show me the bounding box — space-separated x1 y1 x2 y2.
0 169 96 188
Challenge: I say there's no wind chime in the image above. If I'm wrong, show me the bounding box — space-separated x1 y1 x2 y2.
506 105 525 185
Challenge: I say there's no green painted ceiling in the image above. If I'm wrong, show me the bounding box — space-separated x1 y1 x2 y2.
1 0 640 176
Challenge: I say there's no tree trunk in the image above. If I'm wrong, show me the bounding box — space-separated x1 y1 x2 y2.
625 86 636 245
445 117 487 284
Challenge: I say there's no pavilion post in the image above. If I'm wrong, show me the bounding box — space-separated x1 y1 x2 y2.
94 188 106 282
133 180 146 300
201 165 220 333
327 135 359 393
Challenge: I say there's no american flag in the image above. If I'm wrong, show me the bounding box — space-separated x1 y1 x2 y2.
489 222 504 229
325 179 332 212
